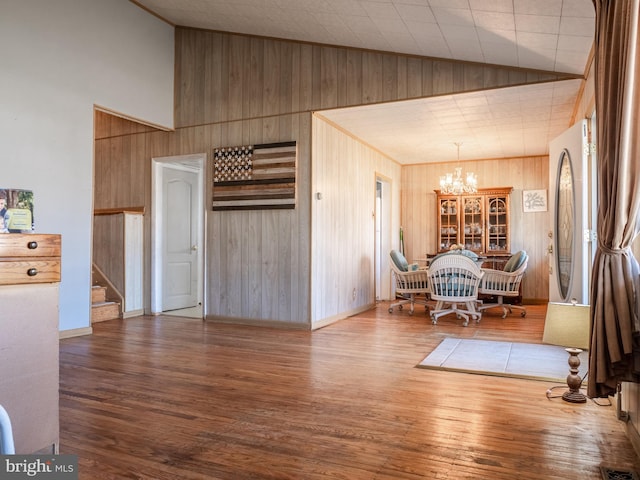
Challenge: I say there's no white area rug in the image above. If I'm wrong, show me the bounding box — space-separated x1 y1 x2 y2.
417 338 589 383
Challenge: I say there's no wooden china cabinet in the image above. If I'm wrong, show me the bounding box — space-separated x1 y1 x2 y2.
435 187 513 262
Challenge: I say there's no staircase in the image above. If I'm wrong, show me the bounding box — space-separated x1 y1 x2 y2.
91 284 121 323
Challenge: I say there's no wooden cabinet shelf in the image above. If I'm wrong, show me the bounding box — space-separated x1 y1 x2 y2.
0 234 61 286
435 187 513 255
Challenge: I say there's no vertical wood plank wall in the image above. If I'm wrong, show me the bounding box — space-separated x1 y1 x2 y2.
311 116 402 327
401 156 550 302
94 27 571 326
93 214 125 294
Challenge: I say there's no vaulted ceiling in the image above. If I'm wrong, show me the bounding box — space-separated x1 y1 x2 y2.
134 0 595 163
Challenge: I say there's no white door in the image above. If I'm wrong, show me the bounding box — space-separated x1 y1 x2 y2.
162 166 200 311
548 120 592 304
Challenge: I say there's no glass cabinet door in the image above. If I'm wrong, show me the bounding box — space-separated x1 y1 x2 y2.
435 188 511 254
438 197 459 251
462 196 484 252
485 195 509 253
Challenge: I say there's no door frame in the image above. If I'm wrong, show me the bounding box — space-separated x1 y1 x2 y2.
375 174 393 301
151 153 206 315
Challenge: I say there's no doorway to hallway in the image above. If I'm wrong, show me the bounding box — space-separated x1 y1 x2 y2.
151 154 205 318
375 176 392 301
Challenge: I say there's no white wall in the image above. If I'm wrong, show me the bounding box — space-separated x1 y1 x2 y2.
0 0 174 331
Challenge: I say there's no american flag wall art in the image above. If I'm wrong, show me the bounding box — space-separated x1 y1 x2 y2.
212 141 297 211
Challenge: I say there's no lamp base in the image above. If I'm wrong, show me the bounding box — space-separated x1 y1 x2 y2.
562 390 587 403
562 347 587 404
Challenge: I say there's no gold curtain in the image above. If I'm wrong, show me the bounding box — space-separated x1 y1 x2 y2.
589 0 640 398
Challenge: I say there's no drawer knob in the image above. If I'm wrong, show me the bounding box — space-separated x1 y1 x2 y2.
27 241 38 249
27 267 38 277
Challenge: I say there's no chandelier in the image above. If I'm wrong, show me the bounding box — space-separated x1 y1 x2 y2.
439 143 478 195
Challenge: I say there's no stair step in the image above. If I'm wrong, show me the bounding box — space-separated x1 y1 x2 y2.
91 301 120 323
91 285 107 303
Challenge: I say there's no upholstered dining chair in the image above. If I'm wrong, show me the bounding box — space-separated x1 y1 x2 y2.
478 250 528 318
388 250 430 315
427 254 484 326
0 404 15 455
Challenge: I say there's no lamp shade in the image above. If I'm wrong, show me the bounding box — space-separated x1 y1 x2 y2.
542 302 590 350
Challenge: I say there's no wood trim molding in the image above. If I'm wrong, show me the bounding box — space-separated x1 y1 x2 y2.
94 207 145 216
203 315 311 330
59 326 93 339
434 187 514 195
94 105 173 133
311 303 377 330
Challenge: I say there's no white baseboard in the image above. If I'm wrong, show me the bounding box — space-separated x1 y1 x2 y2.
59 326 93 339
123 309 144 319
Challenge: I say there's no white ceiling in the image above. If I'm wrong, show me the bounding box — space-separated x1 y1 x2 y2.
319 79 583 164
134 0 595 163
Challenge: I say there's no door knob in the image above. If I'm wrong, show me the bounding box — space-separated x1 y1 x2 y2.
191 245 198 251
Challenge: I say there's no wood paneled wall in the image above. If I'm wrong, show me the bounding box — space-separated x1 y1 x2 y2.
93 214 126 294
311 116 402 326
95 111 311 325
94 28 571 325
401 156 550 302
174 29 568 128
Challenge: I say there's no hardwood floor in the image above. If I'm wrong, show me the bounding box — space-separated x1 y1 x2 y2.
59 303 640 479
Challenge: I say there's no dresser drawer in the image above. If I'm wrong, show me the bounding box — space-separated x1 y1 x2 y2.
0 259 61 285
0 234 61 257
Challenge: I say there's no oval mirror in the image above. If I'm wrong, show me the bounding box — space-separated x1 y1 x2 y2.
555 149 575 301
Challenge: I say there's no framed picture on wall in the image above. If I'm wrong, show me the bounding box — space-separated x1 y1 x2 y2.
0 188 34 233
523 189 547 213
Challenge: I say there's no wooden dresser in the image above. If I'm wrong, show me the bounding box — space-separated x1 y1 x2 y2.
0 233 61 453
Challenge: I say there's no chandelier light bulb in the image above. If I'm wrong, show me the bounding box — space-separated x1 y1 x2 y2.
440 143 477 195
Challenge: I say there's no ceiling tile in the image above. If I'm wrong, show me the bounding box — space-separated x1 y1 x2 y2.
516 32 558 50
359 1 401 18
370 16 408 33
442 24 481 41
324 0 368 15
395 3 437 23
560 16 596 36
431 7 475 26
473 11 515 30
558 33 593 52
134 0 593 163
515 14 561 34
393 0 430 5
554 52 589 74
319 80 583 164
347 15 380 33
514 0 562 16
562 0 595 17
469 0 513 13
428 0 470 8
137 0 593 74
482 43 518 66
477 27 516 43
